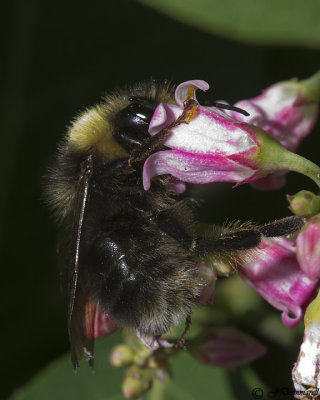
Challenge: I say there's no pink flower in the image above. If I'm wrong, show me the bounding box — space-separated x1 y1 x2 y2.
230 72 320 190
192 327 266 370
292 290 320 397
296 215 320 280
237 237 319 328
143 77 320 191
143 80 262 190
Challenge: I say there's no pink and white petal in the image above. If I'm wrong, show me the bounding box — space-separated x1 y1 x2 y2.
167 176 186 194
148 103 181 135
296 219 320 279
233 82 318 152
230 100 265 125
250 172 287 191
238 238 318 328
162 107 258 155
142 150 256 190
241 82 302 120
174 80 209 106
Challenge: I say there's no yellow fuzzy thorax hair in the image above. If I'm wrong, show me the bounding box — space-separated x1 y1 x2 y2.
67 104 128 159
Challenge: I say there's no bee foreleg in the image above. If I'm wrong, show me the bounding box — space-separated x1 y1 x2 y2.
129 129 171 165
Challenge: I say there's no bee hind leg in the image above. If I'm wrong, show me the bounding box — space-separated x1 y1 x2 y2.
194 215 304 256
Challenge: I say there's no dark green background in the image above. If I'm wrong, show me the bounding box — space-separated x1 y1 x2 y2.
2 0 320 398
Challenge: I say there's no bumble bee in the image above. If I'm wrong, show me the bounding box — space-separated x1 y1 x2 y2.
45 80 303 369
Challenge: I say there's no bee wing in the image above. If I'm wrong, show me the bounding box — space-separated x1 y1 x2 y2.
68 153 96 369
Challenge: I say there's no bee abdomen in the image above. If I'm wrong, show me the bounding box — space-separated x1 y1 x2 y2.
83 225 201 336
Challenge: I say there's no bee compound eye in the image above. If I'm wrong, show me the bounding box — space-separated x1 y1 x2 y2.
113 97 157 151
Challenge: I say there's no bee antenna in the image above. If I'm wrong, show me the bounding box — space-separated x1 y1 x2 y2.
207 101 250 117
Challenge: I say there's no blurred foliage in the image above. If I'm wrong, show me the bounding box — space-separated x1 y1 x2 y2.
140 0 320 49
1 0 320 399
10 330 267 400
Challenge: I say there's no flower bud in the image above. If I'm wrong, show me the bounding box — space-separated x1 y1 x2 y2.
122 366 153 399
231 71 320 190
232 72 320 152
133 346 152 367
109 344 134 367
192 327 266 370
296 215 320 279
287 190 320 217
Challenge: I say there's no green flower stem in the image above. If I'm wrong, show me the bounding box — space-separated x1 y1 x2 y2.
257 128 320 188
280 152 320 189
300 70 320 101
304 289 320 328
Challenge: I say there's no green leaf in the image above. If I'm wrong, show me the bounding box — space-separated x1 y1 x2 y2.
11 331 267 400
146 352 268 400
139 0 320 48
10 334 125 400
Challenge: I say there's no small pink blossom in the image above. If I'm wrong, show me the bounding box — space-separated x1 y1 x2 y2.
296 215 320 280
230 72 320 190
238 237 319 328
135 331 173 351
193 327 266 370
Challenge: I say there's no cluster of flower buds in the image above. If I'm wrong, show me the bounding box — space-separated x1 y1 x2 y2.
109 338 171 398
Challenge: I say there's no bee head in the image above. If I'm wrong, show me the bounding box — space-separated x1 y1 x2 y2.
112 96 157 152
66 82 174 160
